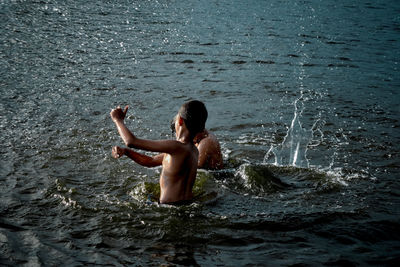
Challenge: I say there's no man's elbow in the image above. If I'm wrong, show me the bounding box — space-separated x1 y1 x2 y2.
126 138 137 148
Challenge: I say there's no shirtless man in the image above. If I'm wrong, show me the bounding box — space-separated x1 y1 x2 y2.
194 129 224 170
170 116 224 170
110 100 208 204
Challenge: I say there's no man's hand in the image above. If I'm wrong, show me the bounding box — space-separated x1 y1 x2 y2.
112 146 125 158
110 105 129 122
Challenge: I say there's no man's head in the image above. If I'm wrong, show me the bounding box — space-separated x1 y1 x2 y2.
177 100 208 139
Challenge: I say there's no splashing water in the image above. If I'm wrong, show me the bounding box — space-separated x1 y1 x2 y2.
264 93 316 168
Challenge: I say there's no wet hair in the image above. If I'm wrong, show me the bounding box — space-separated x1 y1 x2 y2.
177 100 208 139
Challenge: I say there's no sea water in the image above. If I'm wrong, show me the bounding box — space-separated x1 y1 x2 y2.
1 0 400 265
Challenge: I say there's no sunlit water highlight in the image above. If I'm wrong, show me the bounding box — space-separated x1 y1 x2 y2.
1 0 400 265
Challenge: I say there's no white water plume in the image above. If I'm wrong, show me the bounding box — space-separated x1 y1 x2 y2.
264 93 317 168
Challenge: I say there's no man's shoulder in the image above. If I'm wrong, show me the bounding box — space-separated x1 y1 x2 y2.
173 141 197 155
203 133 219 145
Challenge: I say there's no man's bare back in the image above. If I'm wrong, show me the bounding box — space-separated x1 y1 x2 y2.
159 141 198 203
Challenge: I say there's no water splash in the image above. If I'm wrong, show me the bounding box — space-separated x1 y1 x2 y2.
264 93 316 168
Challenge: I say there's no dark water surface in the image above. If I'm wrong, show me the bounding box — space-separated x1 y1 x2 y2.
1 0 400 265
